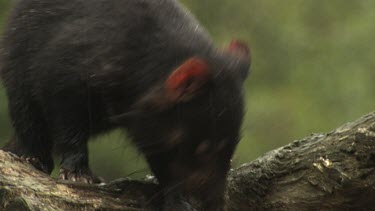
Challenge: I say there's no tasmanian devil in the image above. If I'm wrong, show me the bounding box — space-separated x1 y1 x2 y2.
0 0 250 210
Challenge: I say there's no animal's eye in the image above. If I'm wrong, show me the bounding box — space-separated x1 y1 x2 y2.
195 140 210 155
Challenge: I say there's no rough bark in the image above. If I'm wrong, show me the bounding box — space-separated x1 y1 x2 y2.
0 112 374 211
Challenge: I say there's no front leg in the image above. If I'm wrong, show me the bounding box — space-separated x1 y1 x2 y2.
58 141 102 184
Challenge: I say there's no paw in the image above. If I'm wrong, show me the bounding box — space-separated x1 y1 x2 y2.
58 168 104 184
21 155 53 174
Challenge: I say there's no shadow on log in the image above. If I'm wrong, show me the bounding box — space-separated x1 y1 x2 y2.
0 112 374 210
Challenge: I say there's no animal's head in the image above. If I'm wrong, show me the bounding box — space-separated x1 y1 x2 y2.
113 40 250 210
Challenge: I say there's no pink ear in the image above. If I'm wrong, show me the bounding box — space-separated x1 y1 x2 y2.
165 58 210 102
228 40 250 58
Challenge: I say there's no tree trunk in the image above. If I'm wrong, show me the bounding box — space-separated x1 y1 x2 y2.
1 112 374 210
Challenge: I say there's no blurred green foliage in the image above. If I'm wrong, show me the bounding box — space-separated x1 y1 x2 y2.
0 0 11 146
0 0 374 180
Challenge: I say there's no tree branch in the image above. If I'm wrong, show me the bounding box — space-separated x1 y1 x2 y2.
1 112 374 210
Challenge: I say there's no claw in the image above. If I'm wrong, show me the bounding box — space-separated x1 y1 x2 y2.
20 155 51 173
58 168 103 184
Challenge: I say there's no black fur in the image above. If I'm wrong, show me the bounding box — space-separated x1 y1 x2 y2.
0 0 250 210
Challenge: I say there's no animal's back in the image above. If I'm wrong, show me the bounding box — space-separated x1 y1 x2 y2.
1 0 213 81
1 0 214 130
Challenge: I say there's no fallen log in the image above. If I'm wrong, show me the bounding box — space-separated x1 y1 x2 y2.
1 112 374 210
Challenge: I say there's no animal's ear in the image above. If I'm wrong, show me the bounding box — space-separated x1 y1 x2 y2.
129 57 211 113
227 40 251 79
227 40 250 60
165 57 210 103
